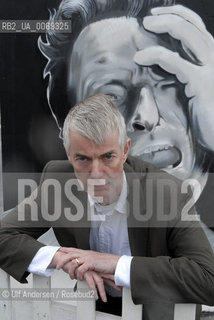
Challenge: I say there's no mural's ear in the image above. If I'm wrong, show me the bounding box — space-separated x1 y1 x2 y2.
123 139 131 163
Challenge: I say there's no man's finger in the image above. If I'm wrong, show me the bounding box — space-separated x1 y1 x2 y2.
75 263 89 281
143 15 211 63
84 272 98 300
134 46 197 84
91 272 107 303
59 247 82 254
99 273 115 281
56 255 83 270
151 5 206 32
56 255 73 269
103 279 121 291
68 260 81 279
100 273 121 291
59 247 71 253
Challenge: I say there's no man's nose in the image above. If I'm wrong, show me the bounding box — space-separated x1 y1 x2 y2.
127 87 159 132
90 159 103 178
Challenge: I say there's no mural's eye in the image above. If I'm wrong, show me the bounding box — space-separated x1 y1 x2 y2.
149 66 178 88
156 79 177 89
109 93 118 100
110 93 126 104
112 94 118 100
97 84 127 106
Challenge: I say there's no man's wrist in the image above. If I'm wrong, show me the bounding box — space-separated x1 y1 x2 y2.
48 248 64 268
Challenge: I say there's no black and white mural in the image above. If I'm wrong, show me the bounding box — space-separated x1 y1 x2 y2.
1 0 214 233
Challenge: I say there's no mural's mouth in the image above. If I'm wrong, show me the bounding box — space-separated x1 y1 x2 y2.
136 145 182 169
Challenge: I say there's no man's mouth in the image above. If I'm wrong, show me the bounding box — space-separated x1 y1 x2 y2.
93 185 107 190
87 179 108 191
134 145 182 169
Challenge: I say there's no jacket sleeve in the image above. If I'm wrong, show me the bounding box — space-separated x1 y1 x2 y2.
0 162 53 283
130 191 214 306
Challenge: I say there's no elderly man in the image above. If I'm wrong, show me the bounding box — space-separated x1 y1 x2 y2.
0 94 214 319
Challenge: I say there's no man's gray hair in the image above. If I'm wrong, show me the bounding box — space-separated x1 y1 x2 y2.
63 94 128 153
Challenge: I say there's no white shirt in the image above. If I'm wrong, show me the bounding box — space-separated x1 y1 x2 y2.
28 172 133 288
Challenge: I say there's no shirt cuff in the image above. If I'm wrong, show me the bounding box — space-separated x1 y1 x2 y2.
27 246 60 277
114 255 133 288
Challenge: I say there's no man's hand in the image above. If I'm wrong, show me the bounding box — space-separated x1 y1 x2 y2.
49 247 121 302
63 260 121 302
48 248 65 268
56 247 121 277
134 5 214 151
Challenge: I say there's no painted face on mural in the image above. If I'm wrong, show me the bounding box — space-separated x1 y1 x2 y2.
68 17 195 180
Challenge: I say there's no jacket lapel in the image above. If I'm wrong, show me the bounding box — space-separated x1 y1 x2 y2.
124 162 149 257
74 188 91 249
62 179 91 250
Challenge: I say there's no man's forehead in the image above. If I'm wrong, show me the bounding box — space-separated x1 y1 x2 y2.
69 129 121 152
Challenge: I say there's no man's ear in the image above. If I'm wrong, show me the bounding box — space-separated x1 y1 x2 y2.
123 138 131 163
67 153 72 163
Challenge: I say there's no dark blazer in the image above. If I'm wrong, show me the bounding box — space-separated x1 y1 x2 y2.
1 156 214 319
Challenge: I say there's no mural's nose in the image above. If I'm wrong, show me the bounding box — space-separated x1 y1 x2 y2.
127 87 159 132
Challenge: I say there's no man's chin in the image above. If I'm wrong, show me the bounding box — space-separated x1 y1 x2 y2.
91 190 119 205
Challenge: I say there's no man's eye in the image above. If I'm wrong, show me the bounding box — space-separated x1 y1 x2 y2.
77 156 87 162
104 154 113 160
100 154 113 161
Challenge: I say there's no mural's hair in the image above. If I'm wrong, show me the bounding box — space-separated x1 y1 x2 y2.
62 93 128 153
38 0 175 133
39 0 175 74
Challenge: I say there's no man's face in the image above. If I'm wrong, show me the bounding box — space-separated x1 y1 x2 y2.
68 17 196 180
67 130 130 205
